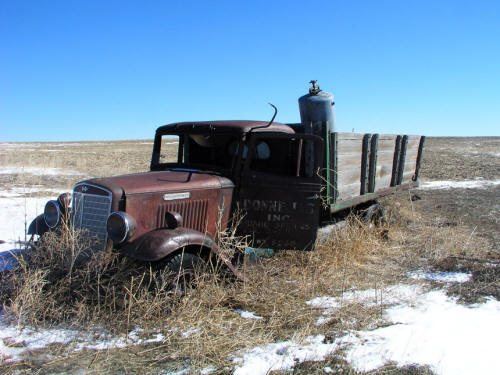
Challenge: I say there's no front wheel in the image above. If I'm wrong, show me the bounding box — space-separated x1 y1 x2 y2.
166 252 205 293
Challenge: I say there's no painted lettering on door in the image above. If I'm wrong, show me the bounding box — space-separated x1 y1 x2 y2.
241 199 315 233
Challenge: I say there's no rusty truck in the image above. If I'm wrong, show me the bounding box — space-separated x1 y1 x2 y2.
28 81 425 276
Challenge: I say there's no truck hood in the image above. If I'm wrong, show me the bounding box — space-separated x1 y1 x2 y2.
84 170 234 196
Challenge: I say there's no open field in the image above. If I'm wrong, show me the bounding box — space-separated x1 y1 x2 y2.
0 137 499 374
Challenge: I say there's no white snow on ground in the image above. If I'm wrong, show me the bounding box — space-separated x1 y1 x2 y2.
0 195 53 252
407 269 471 283
0 164 74 252
163 369 189 375
232 335 341 375
344 290 500 375
181 328 199 338
235 310 263 319
2 284 498 374
307 284 421 313
0 322 164 362
236 285 500 375
0 193 64 252
418 179 500 190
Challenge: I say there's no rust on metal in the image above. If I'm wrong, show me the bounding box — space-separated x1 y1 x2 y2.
155 120 295 136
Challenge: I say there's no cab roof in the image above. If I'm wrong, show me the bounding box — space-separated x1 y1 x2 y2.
156 120 295 135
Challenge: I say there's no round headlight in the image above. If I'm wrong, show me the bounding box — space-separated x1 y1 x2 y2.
44 200 61 228
106 212 136 244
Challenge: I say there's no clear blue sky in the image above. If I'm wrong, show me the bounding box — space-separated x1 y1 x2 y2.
1 0 499 142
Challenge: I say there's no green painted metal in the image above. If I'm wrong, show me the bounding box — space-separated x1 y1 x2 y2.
330 132 338 203
325 121 331 205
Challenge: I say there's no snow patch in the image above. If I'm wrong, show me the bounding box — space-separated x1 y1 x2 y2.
344 290 500 375
163 369 189 375
419 179 500 190
232 335 342 375
307 285 421 312
0 195 57 252
199 366 216 374
181 328 199 338
235 310 263 319
407 270 471 283
0 323 164 362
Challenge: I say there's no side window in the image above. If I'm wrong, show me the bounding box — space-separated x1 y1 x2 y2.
184 134 238 169
249 137 313 177
159 135 180 164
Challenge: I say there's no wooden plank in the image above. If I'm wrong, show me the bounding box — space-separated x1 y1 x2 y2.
331 181 418 213
336 132 364 202
334 132 423 202
375 134 397 191
337 144 365 154
337 183 363 200
337 133 366 141
337 159 362 200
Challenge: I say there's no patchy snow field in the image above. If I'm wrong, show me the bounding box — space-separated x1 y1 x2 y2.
0 164 84 252
0 322 164 362
0 195 56 252
1 262 499 375
233 283 500 375
419 179 500 190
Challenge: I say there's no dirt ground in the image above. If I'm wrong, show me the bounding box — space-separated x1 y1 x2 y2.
416 137 500 252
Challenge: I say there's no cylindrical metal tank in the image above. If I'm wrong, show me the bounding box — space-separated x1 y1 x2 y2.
298 80 336 135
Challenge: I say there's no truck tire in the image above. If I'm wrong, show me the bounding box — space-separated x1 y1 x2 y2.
166 252 205 293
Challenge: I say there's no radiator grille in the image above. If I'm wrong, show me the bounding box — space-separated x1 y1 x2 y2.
157 199 208 232
72 186 112 250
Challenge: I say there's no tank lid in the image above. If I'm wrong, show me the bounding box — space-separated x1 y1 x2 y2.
308 80 322 95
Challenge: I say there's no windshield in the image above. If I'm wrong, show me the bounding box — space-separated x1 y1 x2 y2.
151 133 241 176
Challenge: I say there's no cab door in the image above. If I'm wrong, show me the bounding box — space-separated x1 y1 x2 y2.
235 133 323 250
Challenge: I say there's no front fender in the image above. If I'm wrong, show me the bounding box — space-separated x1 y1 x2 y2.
119 228 244 280
119 228 213 261
27 214 49 236
118 228 243 279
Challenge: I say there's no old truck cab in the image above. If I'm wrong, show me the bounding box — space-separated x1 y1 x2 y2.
30 119 324 270
150 120 324 252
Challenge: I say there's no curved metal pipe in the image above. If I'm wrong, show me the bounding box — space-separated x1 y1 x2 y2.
248 103 278 133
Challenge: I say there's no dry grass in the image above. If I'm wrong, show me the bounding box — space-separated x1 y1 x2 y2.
0 201 445 373
1 139 498 373
1 191 496 373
